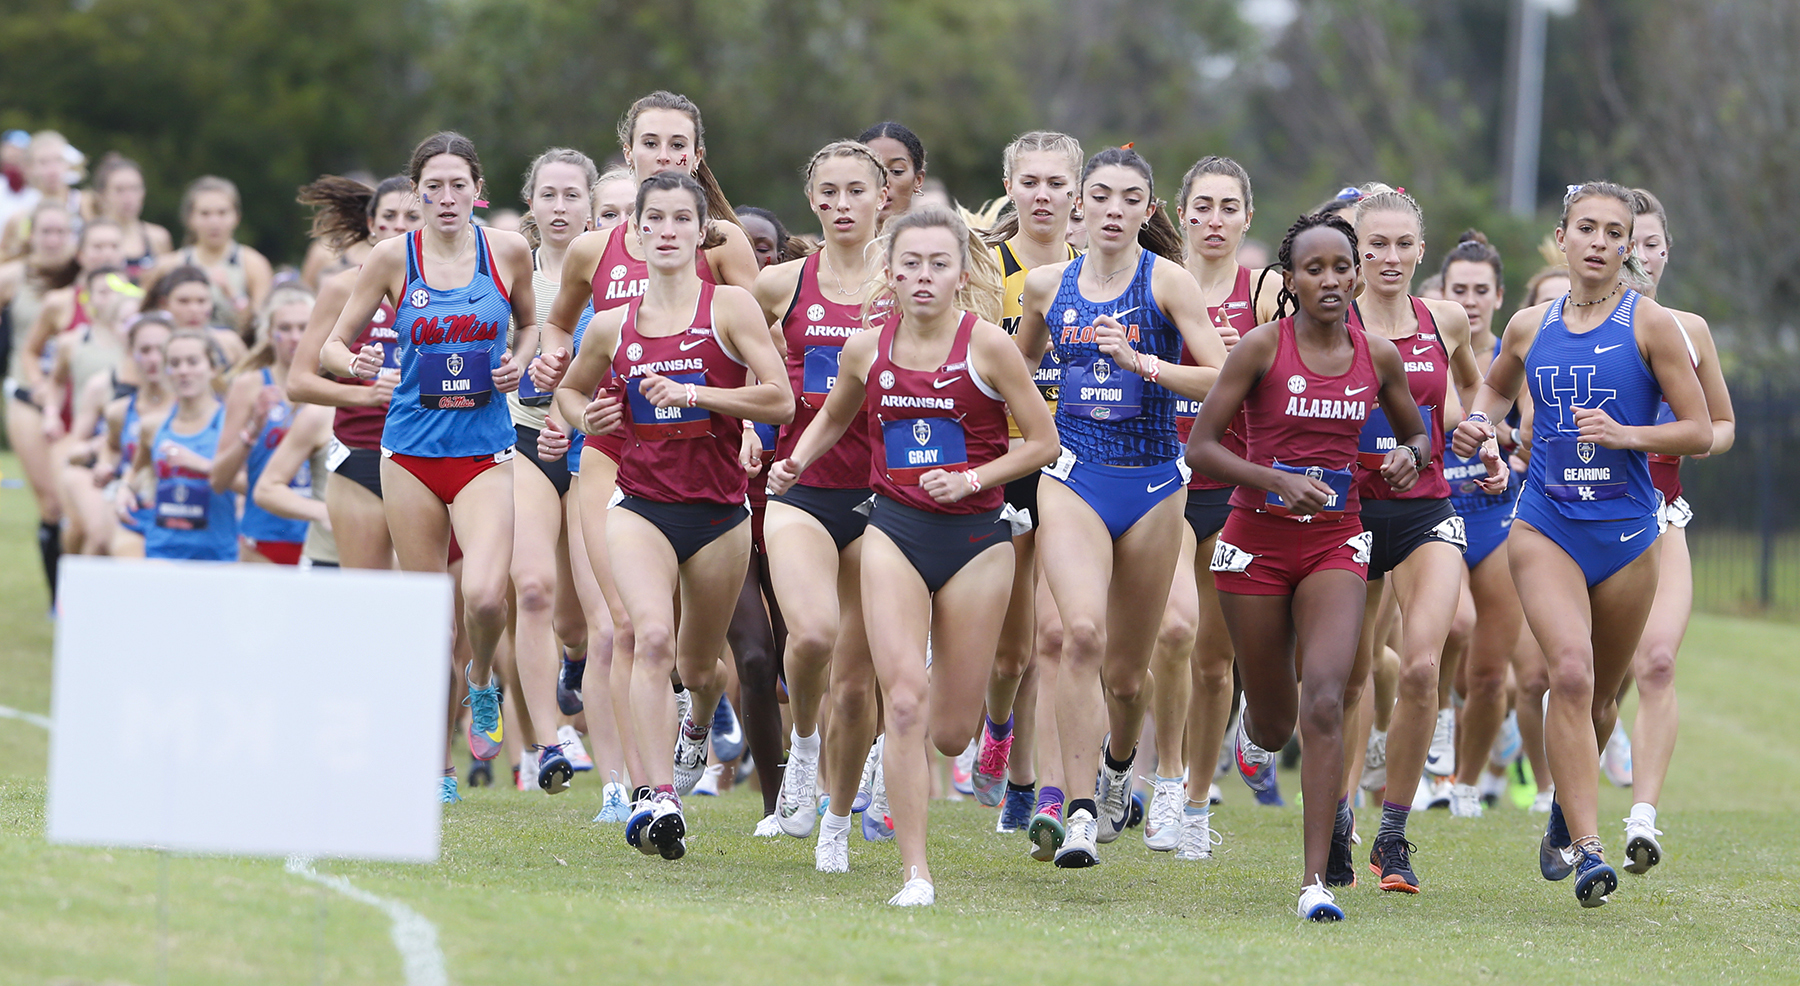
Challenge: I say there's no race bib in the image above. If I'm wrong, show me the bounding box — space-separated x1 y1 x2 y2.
1209 537 1255 573
882 416 967 484
1265 460 1352 520
1357 404 1430 470
1033 347 1063 398
515 353 553 406
1042 445 1077 482
1346 530 1373 566
324 436 352 472
1060 357 1141 422
628 371 712 440
1540 436 1628 503
1430 514 1468 550
155 472 210 530
752 421 779 452
418 349 493 409
802 345 842 406
1174 396 1202 443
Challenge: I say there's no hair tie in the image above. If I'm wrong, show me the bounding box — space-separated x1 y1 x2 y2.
1394 187 1405 195
474 199 490 208
1121 142 1134 150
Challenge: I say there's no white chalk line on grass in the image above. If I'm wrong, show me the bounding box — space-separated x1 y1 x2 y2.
285 855 448 986
6 704 446 985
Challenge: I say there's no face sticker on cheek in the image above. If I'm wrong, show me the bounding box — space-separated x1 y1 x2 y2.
894 273 907 283
422 194 432 205
641 224 653 237
1365 252 1376 261
1618 245 1627 255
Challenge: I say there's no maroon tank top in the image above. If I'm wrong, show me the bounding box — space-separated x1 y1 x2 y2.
1177 265 1254 491
774 253 873 489
1350 298 1450 501
612 282 748 505
866 311 1008 515
332 299 399 450
1231 317 1378 519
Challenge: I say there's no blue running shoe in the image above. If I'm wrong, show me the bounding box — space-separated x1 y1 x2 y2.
440 774 461 803
997 786 1034 833
1234 699 1284 805
1540 800 1576 881
862 807 895 842
626 801 658 855
1127 791 1146 829
1298 880 1344 921
1574 846 1617 907
711 697 746 763
463 670 504 762
467 757 492 787
593 781 630 823
556 653 585 716
536 743 573 795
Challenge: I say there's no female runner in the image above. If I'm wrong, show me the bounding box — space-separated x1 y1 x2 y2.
56 266 139 556
754 141 889 850
27 219 126 426
1 132 83 256
1452 181 1710 908
1015 146 1227 867
552 171 791 860
104 314 175 557
0 200 74 602
857 123 927 219
320 132 537 775
1617 187 1734 871
286 174 420 570
145 266 249 365
148 177 272 336
131 329 239 561
89 154 173 284
1187 211 1432 920
972 131 1083 841
210 284 316 564
770 206 1056 904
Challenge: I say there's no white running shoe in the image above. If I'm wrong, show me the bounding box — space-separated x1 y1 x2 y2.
1361 727 1389 792
1298 879 1344 921
856 737 882 812
1490 710 1522 769
1175 811 1223 861
776 743 820 838
517 750 539 792
816 824 850 874
1449 782 1484 818
1602 722 1634 788
951 738 976 797
673 716 710 796
557 724 594 772
888 867 935 907
692 762 723 796
1412 775 1452 811
1144 776 1185 852
753 813 783 838
1530 788 1556 814
675 687 692 734
1477 769 1508 805
1055 808 1100 868
1424 708 1456 778
1095 740 1135 844
1208 782 1223 806
1623 810 1663 874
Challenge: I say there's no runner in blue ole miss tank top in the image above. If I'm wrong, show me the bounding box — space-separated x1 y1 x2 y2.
1014 146 1228 868
1453 182 1710 910
133 329 238 561
321 132 539 780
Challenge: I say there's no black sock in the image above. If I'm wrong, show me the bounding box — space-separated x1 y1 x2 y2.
1069 797 1099 819
1006 781 1035 794
37 520 60 605
1103 745 1136 774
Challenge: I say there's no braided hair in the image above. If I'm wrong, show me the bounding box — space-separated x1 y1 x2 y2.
1272 212 1359 320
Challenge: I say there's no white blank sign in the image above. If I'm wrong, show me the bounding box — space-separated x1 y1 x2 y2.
47 557 453 862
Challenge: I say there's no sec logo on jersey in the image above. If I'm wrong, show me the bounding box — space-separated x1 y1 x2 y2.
807 304 826 322
626 343 643 362
610 265 628 281
879 370 896 390
410 289 430 309
1287 374 1308 394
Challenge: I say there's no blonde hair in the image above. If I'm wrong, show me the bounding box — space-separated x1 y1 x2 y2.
869 207 1003 325
982 131 1085 248
233 283 316 375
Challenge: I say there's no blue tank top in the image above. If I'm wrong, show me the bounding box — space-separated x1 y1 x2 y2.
145 403 238 560
119 393 154 533
238 368 311 543
1048 249 1183 467
382 228 516 457
1522 290 1661 521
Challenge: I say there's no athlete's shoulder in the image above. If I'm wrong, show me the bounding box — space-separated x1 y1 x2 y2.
752 255 806 309
1021 260 1071 294
482 227 532 266
1420 296 1469 331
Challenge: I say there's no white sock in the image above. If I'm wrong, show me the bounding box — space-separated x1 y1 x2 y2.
820 809 852 840
1630 802 1656 826
793 729 820 757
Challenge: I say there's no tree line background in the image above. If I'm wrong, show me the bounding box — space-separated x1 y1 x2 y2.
3 0 1795 375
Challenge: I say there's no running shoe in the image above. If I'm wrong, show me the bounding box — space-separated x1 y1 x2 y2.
1368 832 1419 893
1208 782 1222 806
1623 813 1663 874
593 781 630 823
1054 808 1099 868
440 774 461 803
862 739 894 842
645 793 687 860
1298 879 1344 922
517 750 539 792
997 786 1033 834
1127 791 1146 829
1360 727 1389 792
1327 805 1357 888
711 696 746 764
633 784 652 805
753 813 782 838
1602 722 1634 788
464 670 504 762
556 653 585 716
536 743 574 795
1449 783 1483 818
557 724 594 772
852 741 877 814
1424 707 1456 778
1095 737 1135 844
1028 801 1065 862
674 686 692 735
776 744 820 838
692 763 723 796
1412 775 1452 811
816 822 850 874
1573 844 1617 907
467 757 492 788
973 716 1013 808
1233 702 1283 805
888 867 934 907
673 715 710 796
1539 800 1576 881
1144 776 1185 852
1176 811 1222 861
951 738 976 797
1530 788 1556 814
1477 769 1508 807
1490 710 1522 769
625 800 658 855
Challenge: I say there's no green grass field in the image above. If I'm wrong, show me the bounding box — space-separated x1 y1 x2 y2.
2 451 1798 985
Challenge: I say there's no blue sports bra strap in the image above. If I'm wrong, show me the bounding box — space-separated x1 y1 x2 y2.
474 226 491 278
405 230 421 285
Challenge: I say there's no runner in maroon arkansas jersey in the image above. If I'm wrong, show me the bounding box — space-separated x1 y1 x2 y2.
769 208 1058 906
1185 211 1433 922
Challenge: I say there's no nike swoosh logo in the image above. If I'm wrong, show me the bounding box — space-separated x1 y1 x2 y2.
1594 344 1623 354
1412 345 1434 355
1620 528 1646 541
679 338 708 351
968 531 997 543
932 376 962 389
1108 307 1140 320
1147 477 1180 493
1345 385 1370 396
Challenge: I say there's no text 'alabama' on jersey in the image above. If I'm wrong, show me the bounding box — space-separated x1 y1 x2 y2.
1176 264 1254 491
1522 290 1661 522
612 282 750 506
1229 317 1377 521
1350 298 1450 501
775 251 873 488
866 310 1008 515
382 229 516 459
1048 249 1183 467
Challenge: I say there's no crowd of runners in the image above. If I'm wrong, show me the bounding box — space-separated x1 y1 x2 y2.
0 98 1732 918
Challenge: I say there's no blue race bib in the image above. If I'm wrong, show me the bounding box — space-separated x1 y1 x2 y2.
1357 404 1430 470
1540 436 1628 502
1060 357 1142 422
1265 460 1353 519
802 345 842 406
1174 396 1202 442
515 354 553 406
155 473 211 530
752 421 779 451
882 416 967 484
418 349 493 409
628 371 712 440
